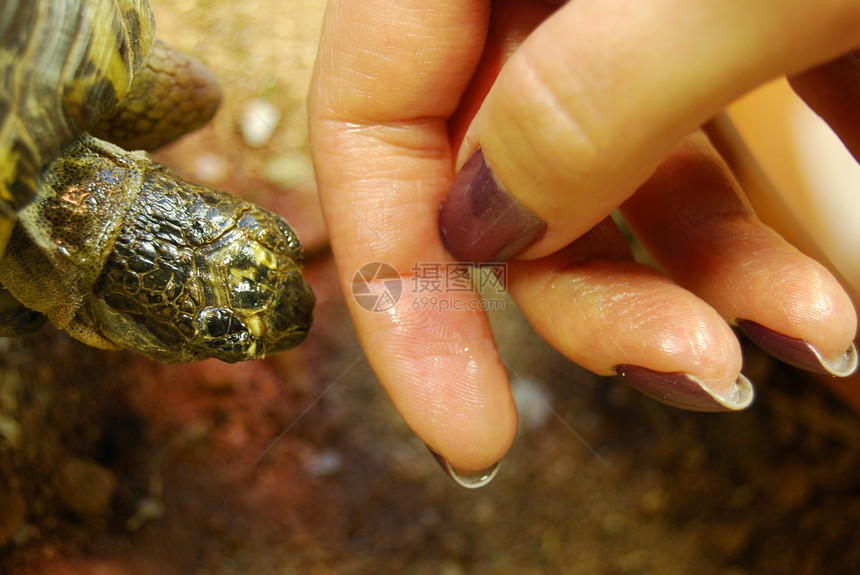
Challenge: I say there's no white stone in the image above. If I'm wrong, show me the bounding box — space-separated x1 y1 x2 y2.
241 98 281 148
511 376 553 431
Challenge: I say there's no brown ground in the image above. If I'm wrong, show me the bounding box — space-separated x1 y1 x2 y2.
3 1 860 573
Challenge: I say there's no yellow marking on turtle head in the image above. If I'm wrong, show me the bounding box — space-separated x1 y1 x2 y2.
254 245 278 270
229 266 258 282
246 315 265 338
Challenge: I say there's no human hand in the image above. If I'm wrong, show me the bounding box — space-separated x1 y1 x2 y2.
308 0 859 485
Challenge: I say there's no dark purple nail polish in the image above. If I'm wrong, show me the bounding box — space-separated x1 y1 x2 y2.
426 445 500 489
737 319 858 377
615 365 754 412
439 148 546 262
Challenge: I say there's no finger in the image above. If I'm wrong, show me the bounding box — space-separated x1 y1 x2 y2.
448 0 560 147
440 0 860 261
789 51 860 163
309 0 518 475
621 131 858 375
506 218 751 411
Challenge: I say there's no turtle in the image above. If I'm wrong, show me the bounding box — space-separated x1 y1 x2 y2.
0 0 315 363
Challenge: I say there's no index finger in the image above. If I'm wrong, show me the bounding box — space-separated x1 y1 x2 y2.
309 0 518 475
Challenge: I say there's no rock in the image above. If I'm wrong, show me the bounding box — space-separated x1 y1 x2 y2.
54 457 117 519
305 448 342 478
0 459 27 546
511 376 553 431
241 99 281 147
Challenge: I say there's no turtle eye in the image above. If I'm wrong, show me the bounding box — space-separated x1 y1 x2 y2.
197 306 244 337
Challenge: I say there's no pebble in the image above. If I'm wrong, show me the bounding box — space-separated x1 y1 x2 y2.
639 487 668 516
0 415 21 447
241 99 281 147
0 463 26 546
262 154 312 189
305 449 342 478
511 376 553 431
54 456 117 519
126 497 166 532
192 153 229 183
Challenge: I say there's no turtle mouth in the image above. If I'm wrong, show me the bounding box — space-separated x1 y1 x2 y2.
261 272 316 355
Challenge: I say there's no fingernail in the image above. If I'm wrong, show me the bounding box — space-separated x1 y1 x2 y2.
427 446 500 489
737 319 858 377
439 147 546 262
614 365 755 411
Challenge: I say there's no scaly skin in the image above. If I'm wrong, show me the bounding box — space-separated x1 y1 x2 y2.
0 0 315 362
0 136 314 362
91 40 223 151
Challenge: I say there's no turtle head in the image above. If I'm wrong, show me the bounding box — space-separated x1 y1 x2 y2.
66 160 315 363
188 208 316 362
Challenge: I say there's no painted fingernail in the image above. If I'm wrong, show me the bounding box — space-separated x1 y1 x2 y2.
439 148 546 262
427 447 500 489
737 319 858 377
614 365 755 412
